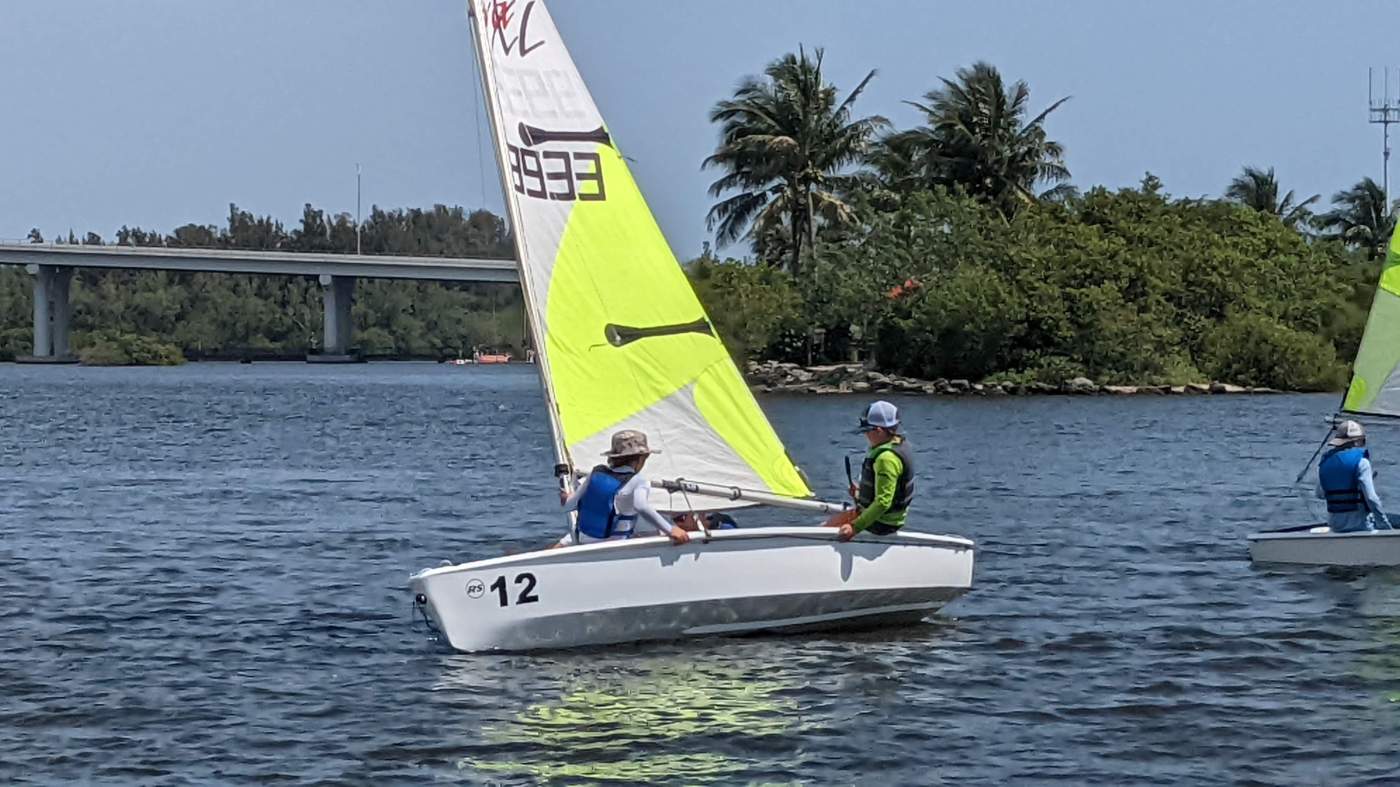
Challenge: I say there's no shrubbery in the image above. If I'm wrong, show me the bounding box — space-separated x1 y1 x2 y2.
692 184 1366 389
1199 313 1344 391
77 332 185 366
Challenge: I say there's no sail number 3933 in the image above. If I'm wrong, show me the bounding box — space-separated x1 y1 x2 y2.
485 572 539 607
506 145 605 202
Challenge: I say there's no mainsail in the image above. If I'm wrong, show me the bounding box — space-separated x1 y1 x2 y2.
466 0 813 508
1344 223 1400 416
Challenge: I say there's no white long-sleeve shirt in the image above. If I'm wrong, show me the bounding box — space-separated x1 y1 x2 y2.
562 466 674 539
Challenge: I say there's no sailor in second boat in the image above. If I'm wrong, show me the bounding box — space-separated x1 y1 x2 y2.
555 429 690 547
1317 419 1392 533
824 400 915 541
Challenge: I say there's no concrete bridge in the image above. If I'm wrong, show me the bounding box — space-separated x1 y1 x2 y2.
0 243 519 362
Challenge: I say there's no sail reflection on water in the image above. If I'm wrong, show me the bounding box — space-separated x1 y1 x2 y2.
446 657 805 782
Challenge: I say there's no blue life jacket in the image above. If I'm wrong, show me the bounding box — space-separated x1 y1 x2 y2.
575 465 638 539
1319 447 1370 514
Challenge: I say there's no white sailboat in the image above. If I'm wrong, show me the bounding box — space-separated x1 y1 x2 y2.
1248 224 1400 567
409 0 975 652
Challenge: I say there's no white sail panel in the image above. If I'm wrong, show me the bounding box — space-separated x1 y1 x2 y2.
467 0 812 507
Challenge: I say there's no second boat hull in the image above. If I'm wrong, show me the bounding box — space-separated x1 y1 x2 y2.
1248 526 1400 566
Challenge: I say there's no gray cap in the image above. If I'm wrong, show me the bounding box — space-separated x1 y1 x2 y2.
602 429 660 457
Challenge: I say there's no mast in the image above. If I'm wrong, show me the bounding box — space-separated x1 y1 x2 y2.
466 0 572 475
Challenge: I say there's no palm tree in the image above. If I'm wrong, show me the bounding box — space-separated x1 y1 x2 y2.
704 47 886 273
1224 166 1319 230
1318 177 1398 259
873 61 1070 217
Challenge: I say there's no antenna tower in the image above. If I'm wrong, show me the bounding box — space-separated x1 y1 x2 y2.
1369 67 1400 207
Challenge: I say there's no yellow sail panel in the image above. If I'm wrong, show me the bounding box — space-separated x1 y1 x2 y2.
1344 223 1400 415
469 0 810 502
548 147 811 499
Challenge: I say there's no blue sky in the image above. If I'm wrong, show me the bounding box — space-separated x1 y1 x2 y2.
1 0 1397 258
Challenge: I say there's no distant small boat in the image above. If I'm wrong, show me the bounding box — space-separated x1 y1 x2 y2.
1248 525 1400 567
473 350 512 364
448 350 514 365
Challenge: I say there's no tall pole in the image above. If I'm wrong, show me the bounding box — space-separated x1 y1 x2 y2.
1369 68 1398 209
355 163 362 255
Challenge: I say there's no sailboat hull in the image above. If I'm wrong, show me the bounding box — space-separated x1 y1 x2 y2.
410 527 974 652
1248 526 1400 566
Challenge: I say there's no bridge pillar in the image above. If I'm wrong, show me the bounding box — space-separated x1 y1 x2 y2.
309 274 357 362
18 264 77 363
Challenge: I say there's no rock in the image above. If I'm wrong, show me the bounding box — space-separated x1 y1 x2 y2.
811 385 841 395
1210 382 1247 394
1185 383 1211 395
850 381 871 393
971 383 986 394
986 383 1008 396
1065 376 1098 394
920 384 941 395
1029 382 1057 395
1169 385 1187 394
753 385 772 393
1141 385 1169 395
1103 385 1139 395
1247 386 1282 394
949 379 971 392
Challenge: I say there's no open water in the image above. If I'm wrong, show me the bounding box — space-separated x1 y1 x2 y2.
3 363 1399 785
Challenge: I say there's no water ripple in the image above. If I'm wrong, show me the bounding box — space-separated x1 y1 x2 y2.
2 364 1397 784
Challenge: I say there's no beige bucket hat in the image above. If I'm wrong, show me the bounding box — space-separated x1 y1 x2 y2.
602 429 661 457
1328 419 1365 447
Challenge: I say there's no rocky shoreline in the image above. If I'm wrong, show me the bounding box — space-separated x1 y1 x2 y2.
745 360 1286 397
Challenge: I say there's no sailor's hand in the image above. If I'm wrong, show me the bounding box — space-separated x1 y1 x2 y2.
669 528 691 545
848 482 858 500
837 524 856 542
558 489 569 505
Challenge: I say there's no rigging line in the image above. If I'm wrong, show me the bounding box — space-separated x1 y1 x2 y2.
470 38 486 209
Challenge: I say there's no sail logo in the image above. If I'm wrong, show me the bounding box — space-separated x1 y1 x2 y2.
507 122 609 202
488 0 544 58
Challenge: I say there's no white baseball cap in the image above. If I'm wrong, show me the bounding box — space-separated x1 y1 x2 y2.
857 400 900 432
1328 419 1365 447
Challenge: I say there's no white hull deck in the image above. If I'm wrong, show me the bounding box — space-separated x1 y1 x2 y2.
1248 525 1400 566
410 527 975 652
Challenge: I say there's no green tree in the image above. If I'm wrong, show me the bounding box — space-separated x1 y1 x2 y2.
1224 165 1319 230
875 61 1070 217
704 46 885 273
688 258 800 361
1319 177 1397 259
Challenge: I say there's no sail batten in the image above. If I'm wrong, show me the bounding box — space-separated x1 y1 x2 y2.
466 0 813 509
1343 224 1400 417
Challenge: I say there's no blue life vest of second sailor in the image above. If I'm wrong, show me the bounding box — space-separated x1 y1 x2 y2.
1319 447 1370 513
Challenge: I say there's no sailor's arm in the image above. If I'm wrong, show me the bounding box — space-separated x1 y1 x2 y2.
561 474 590 511
1359 458 1392 529
630 483 689 543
